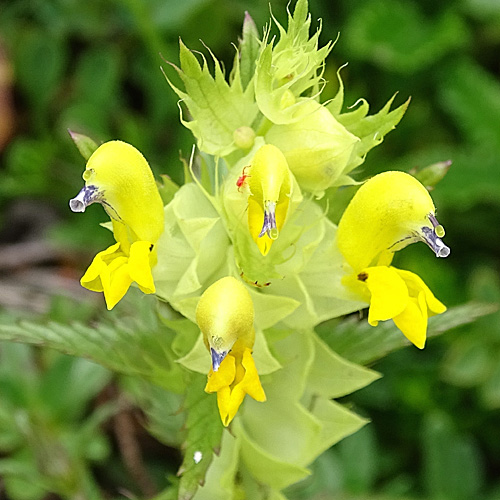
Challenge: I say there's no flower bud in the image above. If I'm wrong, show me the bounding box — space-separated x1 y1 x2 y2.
233 126 256 150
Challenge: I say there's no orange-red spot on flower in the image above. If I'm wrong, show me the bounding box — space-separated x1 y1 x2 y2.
236 166 251 192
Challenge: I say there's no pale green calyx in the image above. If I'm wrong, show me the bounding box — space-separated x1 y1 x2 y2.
234 126 256 150
265 100 359 193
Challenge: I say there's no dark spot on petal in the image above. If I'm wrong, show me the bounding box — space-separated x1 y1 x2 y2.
358 272 368 282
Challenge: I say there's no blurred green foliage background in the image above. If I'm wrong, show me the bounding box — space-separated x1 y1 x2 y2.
0 0 499 498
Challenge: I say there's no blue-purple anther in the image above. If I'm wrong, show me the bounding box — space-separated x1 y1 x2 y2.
69 185 101 213
421 213 450 258
211 348 228 372
258 201 279 240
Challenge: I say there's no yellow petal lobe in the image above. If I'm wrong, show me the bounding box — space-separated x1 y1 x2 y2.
128 240 156 293
393 292 428 349
204 348 266 427
360 266 409 326
359 266 447 349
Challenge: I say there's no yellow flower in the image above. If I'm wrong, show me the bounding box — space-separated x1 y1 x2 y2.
196 276 266 426
246 144 293 256
69 140 164 309
337 171 450 348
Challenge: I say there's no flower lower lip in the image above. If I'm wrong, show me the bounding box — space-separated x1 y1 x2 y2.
421 226 450 257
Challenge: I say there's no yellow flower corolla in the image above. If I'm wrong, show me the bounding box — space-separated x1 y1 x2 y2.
69 140 164 309
337 171 450 348
246 144 293 256
196 276 266 426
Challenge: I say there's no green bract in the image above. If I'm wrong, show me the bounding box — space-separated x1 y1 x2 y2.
165 40 259 157
265 99 359 193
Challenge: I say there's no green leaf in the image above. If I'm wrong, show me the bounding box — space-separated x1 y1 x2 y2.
2 138 54 198
423 412 484 500
0 295 186 393
465 0 500 18
480 362 500 409
68 130 99 160
0 459 52 500
158 174 180 206
442 338 496 388
39 355 112 422
343 0 469 73
237 12 260 91
337 424 377 494
73 47 121 105
412 160 452 190
439 58 500 146
14 29 66 112
164 40 258 156
189 430 240 500
124 377 184 448
177 374 224 500
319 303 498 365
